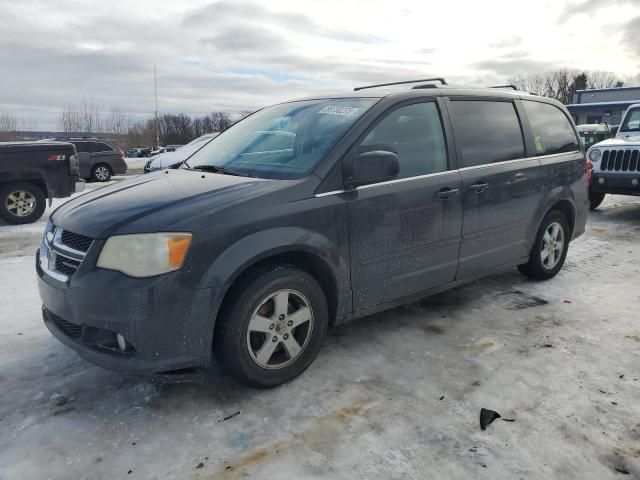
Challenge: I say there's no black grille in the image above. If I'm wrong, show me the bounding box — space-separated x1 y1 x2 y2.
600 149 640 172
61 230 93 252
55 255 80 276
49 312 82 339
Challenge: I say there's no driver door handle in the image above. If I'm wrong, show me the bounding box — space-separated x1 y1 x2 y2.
436 187 460 199
508 173 528 184
469 182 489 193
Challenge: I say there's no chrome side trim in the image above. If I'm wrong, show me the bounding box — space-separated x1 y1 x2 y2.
357 170 453 190
315 189 347 197
313 151 581 196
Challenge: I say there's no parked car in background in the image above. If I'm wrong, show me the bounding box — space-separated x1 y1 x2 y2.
0 141 83 224
576 123 615 150
150 145 182 157
126 148 150 158
48 137 127 182
144 133 220 172
586 103 640 209
37 79 588 387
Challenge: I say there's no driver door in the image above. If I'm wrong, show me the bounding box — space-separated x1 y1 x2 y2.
347 100 463 310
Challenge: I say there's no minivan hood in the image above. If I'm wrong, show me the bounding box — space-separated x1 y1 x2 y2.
52 170 275 238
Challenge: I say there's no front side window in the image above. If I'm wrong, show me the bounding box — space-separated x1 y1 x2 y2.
356 102 448 178
448 100 525 168
185 98 377 179
522 101 579 155
621 108 640 132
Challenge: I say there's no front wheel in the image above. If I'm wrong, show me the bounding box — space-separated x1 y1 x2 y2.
214 266 328 388
589 190 605 210
0 182 46 224
518 210 570 280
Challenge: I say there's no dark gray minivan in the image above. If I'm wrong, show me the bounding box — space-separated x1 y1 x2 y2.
37 79 588 387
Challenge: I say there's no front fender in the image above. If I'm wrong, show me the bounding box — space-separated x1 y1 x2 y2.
197 226 351 321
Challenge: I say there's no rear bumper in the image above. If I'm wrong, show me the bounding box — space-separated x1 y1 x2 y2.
37 251 216 374
591 172 640 195
112 158 128 175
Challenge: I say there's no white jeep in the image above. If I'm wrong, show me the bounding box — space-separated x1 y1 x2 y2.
586 104 640 209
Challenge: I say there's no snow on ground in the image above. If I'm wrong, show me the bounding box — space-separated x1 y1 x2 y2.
0 191 639 480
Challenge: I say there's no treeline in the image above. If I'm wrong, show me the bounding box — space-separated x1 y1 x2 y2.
509 70 639 104
56 101 252 149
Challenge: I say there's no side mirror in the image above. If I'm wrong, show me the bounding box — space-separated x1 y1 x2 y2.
349 150 399 187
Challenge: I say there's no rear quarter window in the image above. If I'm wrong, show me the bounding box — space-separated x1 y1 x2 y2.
89 142 115 153
448 100 525 168
522 101 579 155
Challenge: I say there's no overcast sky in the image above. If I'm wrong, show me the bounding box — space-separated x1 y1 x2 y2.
1 0 639 130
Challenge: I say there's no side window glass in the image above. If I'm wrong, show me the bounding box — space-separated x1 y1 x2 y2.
356 102 448 179
72 142 88 153
522 101 579 155
90 142 114 153
448 100 525 167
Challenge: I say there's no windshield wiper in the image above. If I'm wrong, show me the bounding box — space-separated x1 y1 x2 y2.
189 165 252 177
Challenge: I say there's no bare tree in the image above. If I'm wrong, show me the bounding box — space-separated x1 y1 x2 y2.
58 106 84 134
0 113 18 141
104 106 129 135
587 71 623 89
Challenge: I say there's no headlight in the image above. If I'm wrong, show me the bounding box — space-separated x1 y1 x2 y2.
97 233 192 278
589 149 601 162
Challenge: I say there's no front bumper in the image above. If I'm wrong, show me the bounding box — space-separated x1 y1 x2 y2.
37 250 216 374
591 172 640 195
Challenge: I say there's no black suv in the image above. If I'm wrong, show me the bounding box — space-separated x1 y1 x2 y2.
37 79 588 387
53 137 127 182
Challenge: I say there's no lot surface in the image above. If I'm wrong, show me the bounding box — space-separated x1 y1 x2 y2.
0 183 639 480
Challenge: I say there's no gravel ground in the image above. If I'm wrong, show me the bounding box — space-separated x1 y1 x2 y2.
0 190 639 480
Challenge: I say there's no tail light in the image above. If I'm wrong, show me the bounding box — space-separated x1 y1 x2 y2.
585 155 592 188
48 153 65 161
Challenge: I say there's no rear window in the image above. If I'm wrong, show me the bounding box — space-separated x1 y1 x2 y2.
448 100 525 168
522 101 579 155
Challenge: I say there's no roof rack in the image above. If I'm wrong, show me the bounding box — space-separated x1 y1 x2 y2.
489 85 519 91
354 78 448 92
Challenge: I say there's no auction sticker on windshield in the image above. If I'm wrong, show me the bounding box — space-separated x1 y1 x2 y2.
318 105 360 116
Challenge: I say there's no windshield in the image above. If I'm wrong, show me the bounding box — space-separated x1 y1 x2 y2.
184 98 377 179
621 108 640 132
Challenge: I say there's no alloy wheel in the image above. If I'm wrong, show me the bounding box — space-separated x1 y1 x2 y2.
95 166 110 181
246 289 314 369
5 190 36 217
540 221 564 270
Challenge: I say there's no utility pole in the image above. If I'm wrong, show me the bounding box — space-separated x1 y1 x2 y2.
154 65 159 147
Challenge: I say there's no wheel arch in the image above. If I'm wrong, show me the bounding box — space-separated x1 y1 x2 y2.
199 227 350 336
527 192 576 252
0 170 49 197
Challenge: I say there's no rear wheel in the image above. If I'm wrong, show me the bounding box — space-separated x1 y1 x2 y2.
91 164 112 182
214 266 328 388
589 190 605 210
518 210 570 280
0 182 46 224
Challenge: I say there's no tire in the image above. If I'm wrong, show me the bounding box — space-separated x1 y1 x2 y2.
91 164 112 182
518 210 570 280
589 191 605 210
0 182 46 225
214 266 328 388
